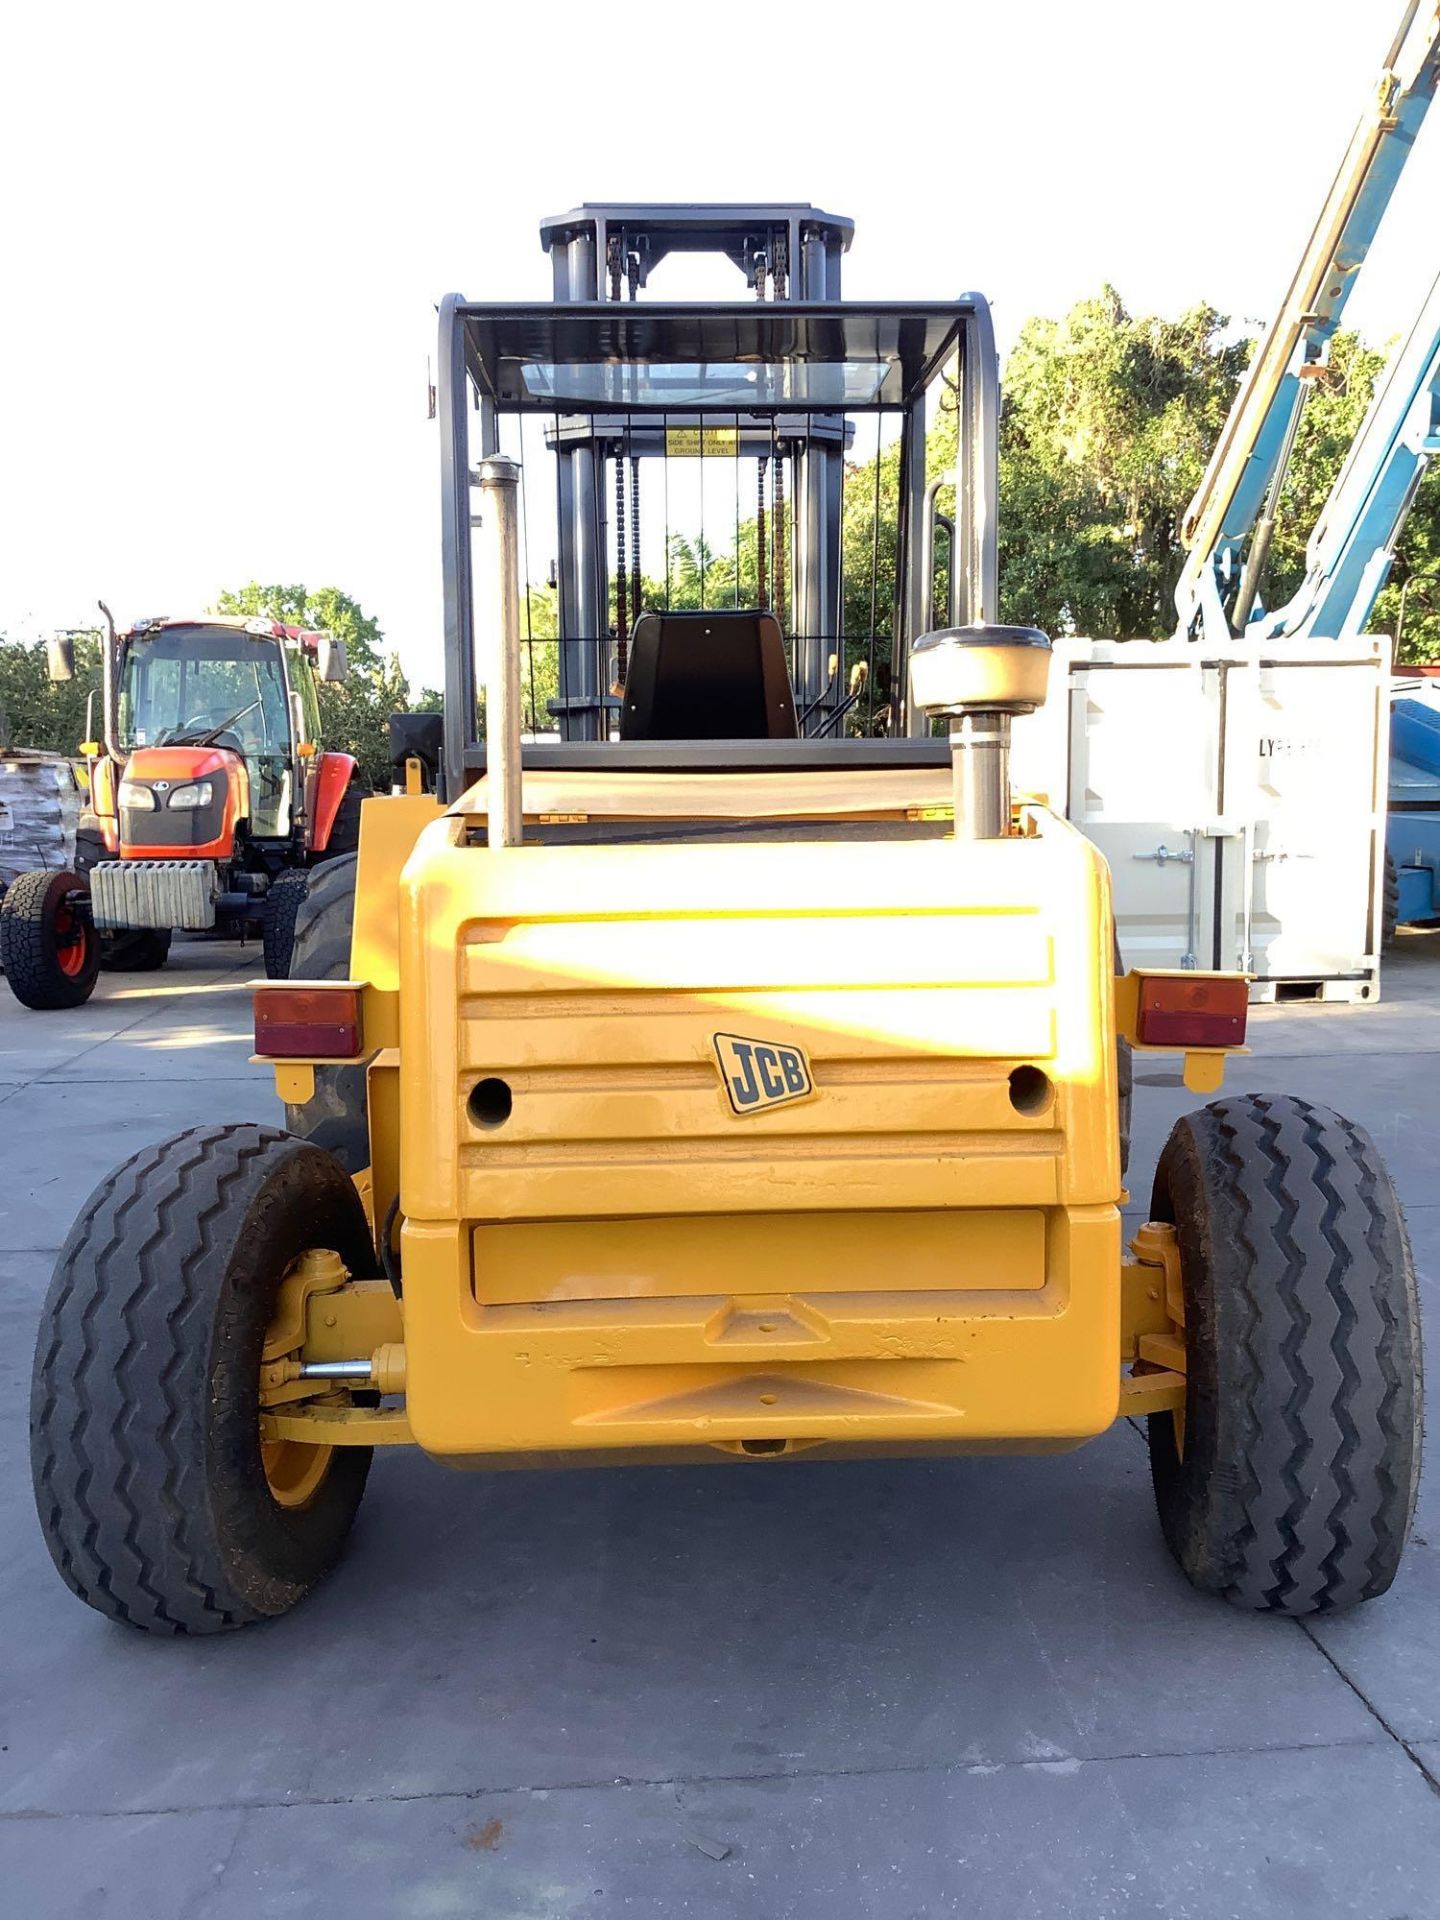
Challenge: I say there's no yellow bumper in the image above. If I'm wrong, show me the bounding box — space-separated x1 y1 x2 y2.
401 1202 1121 1461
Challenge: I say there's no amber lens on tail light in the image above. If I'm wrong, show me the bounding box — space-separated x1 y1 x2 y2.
1136 975 1248 1048
254 984 363 1058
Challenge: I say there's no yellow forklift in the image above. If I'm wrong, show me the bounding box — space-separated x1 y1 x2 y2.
30 205 1420 1632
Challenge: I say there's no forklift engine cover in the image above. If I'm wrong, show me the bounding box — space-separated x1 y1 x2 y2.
390 800 1124 1463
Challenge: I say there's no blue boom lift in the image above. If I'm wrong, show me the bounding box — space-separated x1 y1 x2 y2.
1174 1 1440 646
1172 3 1440 943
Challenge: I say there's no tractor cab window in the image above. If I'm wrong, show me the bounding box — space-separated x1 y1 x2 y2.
118 626 294 840
295 649 322 748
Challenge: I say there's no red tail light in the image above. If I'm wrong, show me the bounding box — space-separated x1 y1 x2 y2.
1136 975 1248 1049
254 984 363 1058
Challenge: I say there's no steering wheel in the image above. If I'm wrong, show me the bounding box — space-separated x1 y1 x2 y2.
160 699 262 748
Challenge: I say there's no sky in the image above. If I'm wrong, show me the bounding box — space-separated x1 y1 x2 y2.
2 0 1437 686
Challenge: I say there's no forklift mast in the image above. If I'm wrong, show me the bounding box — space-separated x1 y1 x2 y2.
540 205 853 743
435 202 1001 794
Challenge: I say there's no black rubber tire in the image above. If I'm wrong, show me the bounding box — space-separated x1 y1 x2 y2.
30 1124 376 1634
1382 847 1400 951
1147 1093 1422 1614
290 852 357 980
0 869 100 1009
284 853 368 1172
1113 936 1132 1181
1118 1039 1133 1182
262 869 310 979
100 928 171 972
319 782 364 862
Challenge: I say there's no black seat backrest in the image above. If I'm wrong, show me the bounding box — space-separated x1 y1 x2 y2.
620 610 798 741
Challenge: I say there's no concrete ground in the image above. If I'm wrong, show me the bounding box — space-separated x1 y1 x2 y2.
1 935 1438 1920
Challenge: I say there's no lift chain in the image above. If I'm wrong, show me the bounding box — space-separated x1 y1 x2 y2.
626 252 641 634
771 234 788 629
614 432 629 672
772 435 787 633
755 245 769 608
757 458 768 609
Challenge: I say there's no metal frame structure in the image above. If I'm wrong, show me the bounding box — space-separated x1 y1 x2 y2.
1175 1 1440 642
1255 267 1440 642
436 203 1000 796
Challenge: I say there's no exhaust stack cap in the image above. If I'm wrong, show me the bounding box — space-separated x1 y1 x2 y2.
909 624 1051 720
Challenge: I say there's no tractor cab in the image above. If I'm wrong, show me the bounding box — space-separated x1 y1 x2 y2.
112 618 338 850
0 612 358 1008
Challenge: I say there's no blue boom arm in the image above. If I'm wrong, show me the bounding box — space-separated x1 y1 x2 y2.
1175 3 1440 640
1255 270 1440 640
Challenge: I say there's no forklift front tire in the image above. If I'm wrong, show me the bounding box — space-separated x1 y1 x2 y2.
0 869 100 1009
1147 1093 1421 1615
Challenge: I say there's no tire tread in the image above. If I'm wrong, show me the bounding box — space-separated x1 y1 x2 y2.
31 1124 371 1634
1150 1092 1420 1614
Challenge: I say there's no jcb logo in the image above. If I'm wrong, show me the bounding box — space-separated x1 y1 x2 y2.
712 1032 814 1116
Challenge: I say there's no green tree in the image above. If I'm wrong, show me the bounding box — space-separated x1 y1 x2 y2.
1262 331 1440 665
211 584 434 789
0 632 103 754
1375 465 1440 662
997 287 1251 637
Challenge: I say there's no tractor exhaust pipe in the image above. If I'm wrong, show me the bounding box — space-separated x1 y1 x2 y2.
908 626 1052 840
97 600 121 763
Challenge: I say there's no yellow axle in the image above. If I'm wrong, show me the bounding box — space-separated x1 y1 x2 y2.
257 783 1220 1466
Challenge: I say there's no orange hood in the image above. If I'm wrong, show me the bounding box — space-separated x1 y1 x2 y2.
118 746 248 861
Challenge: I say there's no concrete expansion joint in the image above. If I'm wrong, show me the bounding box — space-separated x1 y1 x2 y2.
0 1731 1399 1825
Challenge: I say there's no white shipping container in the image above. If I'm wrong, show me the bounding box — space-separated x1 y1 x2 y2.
1012 635 1389 1003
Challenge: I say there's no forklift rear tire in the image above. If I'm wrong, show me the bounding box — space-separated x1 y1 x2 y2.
262 870 310 978
283 854 368 1172
288 852 357 979
100 928 171 972
0 869 100 1009
30 1124 376 1634
1147 1093 1421 1614
1382 848 1399 951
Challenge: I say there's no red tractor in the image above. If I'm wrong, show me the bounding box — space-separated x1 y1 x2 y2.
0 611 361 1008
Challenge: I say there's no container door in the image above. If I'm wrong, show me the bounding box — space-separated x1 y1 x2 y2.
1065 655 1218 969
1219 650 1386 993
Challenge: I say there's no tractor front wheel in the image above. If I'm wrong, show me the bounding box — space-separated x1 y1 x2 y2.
30 1124 377 1633
0 869 100 1009
1147 1093 1421 1614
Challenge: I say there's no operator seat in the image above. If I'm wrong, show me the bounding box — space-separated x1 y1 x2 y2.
619 610 798 740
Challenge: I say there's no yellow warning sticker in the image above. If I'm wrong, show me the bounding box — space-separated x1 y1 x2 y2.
665 427 740 457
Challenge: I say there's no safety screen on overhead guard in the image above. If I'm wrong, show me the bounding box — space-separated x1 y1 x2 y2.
452 300 982 745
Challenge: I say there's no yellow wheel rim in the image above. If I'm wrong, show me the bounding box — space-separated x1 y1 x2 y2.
260 1433 335 1509
260 1250 343 1509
